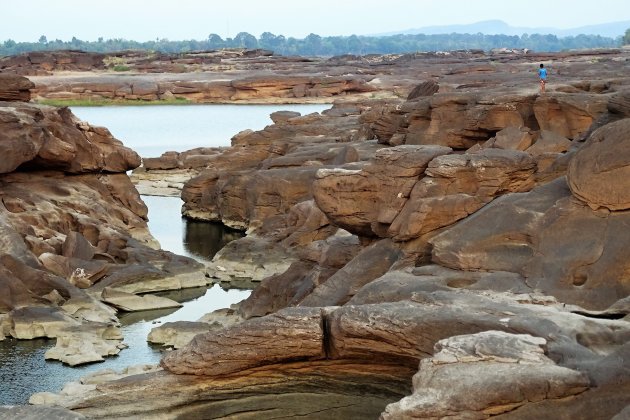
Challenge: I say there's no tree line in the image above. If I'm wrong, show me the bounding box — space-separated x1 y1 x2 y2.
1 31 626 57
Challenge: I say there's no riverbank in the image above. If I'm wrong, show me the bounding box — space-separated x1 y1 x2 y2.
35 97 193 107
2 47 630 418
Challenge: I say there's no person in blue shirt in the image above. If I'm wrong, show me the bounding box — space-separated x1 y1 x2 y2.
538 63 548 93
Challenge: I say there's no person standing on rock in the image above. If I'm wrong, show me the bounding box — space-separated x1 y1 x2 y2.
538 63 548 93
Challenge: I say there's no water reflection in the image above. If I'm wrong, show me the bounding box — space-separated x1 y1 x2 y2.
0 197 250 405
142 195 244 263
117 287 208 325
184 221 244 261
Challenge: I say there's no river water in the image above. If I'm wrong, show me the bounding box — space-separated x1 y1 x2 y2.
0 103 330 404
72 103 331 157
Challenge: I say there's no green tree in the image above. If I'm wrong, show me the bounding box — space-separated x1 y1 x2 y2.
623 28 630 45
304 33 322 55
347 35 363 54
207 33 224 48
38 35 47 44
234 32 257 49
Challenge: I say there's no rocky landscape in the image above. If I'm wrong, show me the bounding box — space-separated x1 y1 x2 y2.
1 47 630 418
0 73 208 368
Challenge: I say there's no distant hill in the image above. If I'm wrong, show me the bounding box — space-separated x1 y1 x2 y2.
380 19 630 38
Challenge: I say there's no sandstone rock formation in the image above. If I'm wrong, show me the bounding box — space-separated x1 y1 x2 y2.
13 49 630 418
164 51 630 417
567 118 630 211
0 76 207 365
0 73 34 101
0 50 106 75
381 331 590 418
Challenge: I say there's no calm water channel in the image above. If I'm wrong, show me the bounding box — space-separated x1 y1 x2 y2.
72 103 331 157
0 103 330 404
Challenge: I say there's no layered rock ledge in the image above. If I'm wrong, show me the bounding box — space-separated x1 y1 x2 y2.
0 76 207 365
9 48 630 418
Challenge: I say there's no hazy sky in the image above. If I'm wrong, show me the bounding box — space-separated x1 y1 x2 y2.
2 0 629 42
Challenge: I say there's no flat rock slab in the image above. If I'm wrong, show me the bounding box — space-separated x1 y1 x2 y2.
148 321 214 349
101 287 182 312
44 323 124 366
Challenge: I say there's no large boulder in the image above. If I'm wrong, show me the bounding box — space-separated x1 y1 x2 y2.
567 119 630 211
299 239 403 307
313 145 451 237
161 307 325 375
0 103 140 174
381 331 589 419
533 93 608 140
388 148 537 241
431 176 630 309
0 74 34 101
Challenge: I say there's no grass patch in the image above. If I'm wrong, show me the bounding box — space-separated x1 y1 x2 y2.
112 65 131 72
35 97 193 107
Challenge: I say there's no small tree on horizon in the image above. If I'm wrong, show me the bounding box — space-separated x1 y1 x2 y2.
623 28 630 45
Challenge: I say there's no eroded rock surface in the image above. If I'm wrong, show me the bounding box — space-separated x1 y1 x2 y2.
568 119 630 211
0 82 207 366
10 49 630 418
381 332 589 419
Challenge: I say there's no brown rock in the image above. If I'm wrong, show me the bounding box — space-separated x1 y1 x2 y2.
381 332 589 419
485 126 534 151
62 231 95 260
567 119 630 211
313 145 451 237
388 148 536 241
526 130 572 156
406 80 439 100
299 239 402 307
0 103 140 174
431 176 630 309
392 93 537 149
270 110 301 124
161 307 325 375
533 93 608 140
37 362 412 419
238 261 319 319
607 89 630 117
0 74 34 101
38 253 108 288
143 153 180 170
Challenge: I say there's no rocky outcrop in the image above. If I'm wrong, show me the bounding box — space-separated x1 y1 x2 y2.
46 286 629 417
162 307 325 375
381 331 589 419
0 49 273 76
313 145 451 237
0 50 106 75
567 119 630 211
20 49 630 417
430 176 630 310
0 74 34 101
30 72 376 104
180 105 378 228
0 81 207 365
35 362 413 419
0 103 140 174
